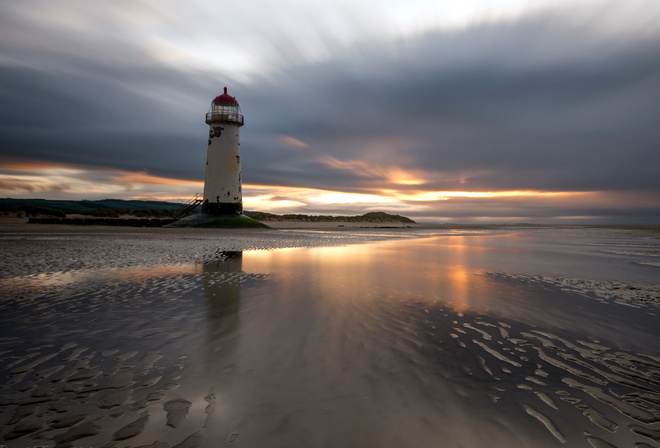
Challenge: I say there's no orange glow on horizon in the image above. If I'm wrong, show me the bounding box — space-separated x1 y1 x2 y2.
2 162 658 222
244 183 591 207
402 190 584 201
0 161 203 201
109 171 201 187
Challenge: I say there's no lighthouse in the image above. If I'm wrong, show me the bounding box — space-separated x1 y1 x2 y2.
202 87 245 215
168 87 265 227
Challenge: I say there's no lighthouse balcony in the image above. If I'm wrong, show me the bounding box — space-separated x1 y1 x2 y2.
206 111 244 125
205 111 244 126
206 94 244 125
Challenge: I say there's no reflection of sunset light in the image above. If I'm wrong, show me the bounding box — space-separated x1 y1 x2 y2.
445 237 470 312
241 239 498 314
4 264 202 294
108 264 202 280
243 244 384 309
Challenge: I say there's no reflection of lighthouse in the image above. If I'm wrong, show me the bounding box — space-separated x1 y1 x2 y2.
203 252 242 346
203 88 245 215
199 252 243 434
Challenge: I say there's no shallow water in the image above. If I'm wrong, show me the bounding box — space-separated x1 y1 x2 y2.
1 227 659 447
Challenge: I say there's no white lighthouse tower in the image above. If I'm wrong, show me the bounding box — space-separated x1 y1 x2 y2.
202 87 245 215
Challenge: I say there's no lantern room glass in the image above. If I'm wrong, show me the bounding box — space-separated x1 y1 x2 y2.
206 102 244 126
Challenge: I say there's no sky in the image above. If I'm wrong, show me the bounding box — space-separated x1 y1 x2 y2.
1 0 660 223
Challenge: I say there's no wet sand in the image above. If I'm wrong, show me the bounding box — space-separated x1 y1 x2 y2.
1 221 659 447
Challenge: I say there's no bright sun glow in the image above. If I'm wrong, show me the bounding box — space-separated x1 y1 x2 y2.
319 157 427 186
243 194 307 210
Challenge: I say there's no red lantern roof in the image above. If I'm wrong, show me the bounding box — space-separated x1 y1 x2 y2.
213 87 239 104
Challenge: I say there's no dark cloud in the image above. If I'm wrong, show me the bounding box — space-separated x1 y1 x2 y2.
240 16 660 194
406 196 660 225
0 59 218 180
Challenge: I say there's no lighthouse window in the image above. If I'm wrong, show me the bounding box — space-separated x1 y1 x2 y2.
213 104 237 119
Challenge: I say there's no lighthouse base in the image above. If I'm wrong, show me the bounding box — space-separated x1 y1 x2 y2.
202 202 242 215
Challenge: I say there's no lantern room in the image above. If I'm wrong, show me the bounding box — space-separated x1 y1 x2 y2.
205 87 244 126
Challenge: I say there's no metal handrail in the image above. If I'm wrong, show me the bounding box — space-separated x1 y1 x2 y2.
175 193 203 218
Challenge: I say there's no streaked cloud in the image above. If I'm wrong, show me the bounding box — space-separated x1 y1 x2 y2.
0 163 202 201
1 0 659 222
278 135 310 149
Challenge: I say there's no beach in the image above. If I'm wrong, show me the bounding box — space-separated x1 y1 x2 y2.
1 221 659 447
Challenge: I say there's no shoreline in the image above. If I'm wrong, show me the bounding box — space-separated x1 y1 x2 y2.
1 217 658 234
0 217 420 233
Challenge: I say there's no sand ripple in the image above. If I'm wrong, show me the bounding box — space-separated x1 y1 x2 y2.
1 229 659 447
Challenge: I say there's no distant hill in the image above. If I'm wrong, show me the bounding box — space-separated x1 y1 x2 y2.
0 198 183 211
245 211 416 224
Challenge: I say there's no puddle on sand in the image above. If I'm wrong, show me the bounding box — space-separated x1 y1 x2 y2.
0 231 659 447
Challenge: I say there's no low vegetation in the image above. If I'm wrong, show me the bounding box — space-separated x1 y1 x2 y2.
2 198 416 224
0 198 181 218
